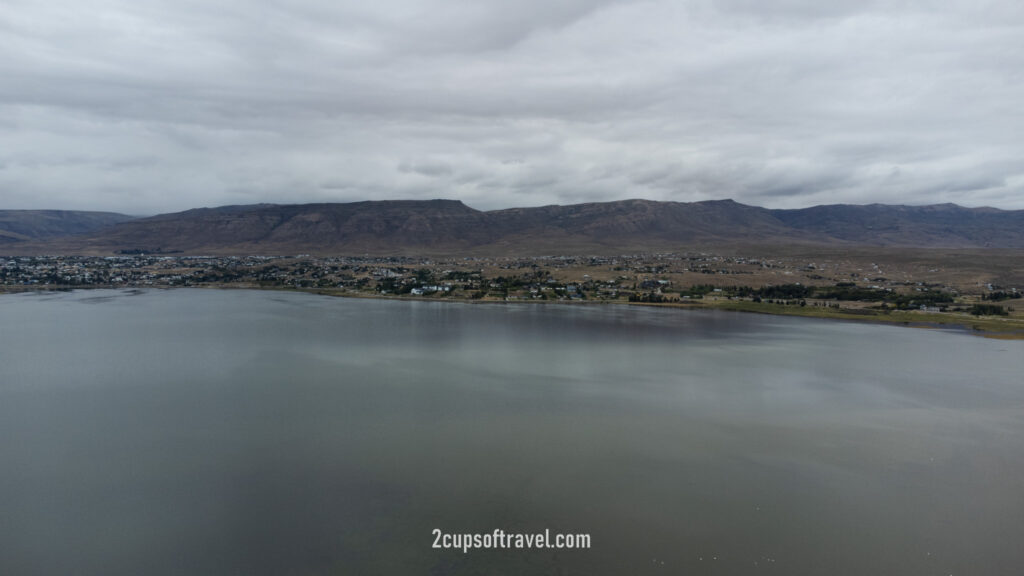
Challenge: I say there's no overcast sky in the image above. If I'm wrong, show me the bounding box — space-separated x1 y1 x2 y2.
2 0 1022 215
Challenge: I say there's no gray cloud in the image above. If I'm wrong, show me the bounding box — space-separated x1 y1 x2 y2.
1 0 1022 214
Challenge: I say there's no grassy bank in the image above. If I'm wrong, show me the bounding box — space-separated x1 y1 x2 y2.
646 298 1024 339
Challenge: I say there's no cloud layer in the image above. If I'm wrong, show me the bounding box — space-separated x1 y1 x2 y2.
2 0 1022 214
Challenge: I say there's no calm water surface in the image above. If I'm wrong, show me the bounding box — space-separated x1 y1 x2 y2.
1 289 1022 575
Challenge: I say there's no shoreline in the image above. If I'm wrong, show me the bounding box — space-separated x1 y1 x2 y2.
7 283 1020 340
291 286 1024 339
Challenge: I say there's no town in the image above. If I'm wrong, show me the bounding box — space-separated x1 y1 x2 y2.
3 252 1020 325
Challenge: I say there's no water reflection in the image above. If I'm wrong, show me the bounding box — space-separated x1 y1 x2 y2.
1 289 1022 575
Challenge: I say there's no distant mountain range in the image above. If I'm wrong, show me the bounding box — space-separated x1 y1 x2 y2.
3 199 1023 255
0 210 135 244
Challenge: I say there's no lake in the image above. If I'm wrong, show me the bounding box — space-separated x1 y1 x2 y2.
1 288 1022 575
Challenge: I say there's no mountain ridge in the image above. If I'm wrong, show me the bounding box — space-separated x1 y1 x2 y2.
0 210 136 244
3 199 1023 255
